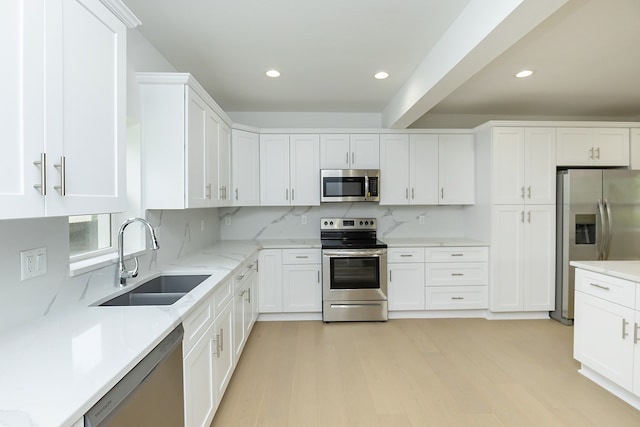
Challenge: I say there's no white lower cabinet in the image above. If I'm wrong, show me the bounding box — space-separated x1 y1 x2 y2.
233 260 258 361
183 319 216 427
387 248 426 310
258 249 322 313
212 301 234 407
574 269 639 395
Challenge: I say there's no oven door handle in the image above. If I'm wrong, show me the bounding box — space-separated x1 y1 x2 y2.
322 249 386 257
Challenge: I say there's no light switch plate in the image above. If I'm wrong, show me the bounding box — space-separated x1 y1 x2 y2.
20 247 47 280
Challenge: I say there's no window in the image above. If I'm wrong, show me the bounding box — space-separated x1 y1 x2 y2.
69 214 115 260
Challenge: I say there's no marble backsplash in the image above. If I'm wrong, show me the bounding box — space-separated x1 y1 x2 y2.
219 204 468 240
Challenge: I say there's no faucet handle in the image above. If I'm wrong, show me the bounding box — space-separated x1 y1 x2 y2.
119 256 139 285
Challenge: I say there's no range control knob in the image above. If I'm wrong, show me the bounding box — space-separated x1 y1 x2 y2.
329 221 334 225
370 220 374 226
359 220 364 225
365 221 369 225
323 221 328 226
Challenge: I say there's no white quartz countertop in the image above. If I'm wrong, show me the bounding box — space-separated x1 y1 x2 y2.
381 237 488 247
0 240 259 427
571 260 640 283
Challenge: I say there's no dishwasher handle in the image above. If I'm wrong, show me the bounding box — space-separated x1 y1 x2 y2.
84 324 184 427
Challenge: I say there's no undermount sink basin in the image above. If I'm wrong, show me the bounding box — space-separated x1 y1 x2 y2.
100 274 210 306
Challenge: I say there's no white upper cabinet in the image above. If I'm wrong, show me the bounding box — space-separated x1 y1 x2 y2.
260 134 320 206
438 134 475 205
556 127 629 166
1 0 135 219
320 134 379 169
380 133 473 205
231 129 260 206
492 127 556 205
139 73 232 209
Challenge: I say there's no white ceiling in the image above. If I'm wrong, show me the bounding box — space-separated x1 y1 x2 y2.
122 0 640 128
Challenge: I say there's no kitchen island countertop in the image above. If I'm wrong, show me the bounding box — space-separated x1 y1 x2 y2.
570 260 640 283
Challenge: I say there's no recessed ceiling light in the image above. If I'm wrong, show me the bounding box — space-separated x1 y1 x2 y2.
374 71 389 80
266 69 280 78
515 70 534 78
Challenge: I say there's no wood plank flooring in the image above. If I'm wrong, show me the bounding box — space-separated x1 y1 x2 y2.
211 319 640 427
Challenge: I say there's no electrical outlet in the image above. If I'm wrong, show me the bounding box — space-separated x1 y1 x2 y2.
301 215 307 225
20 247 47 280
224 217 231 226
419 215 425 224
200 219 205 231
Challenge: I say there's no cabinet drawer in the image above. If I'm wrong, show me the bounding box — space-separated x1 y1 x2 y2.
426 286 488 310
424 246 488 262
575 269 636 309
213 279 233 317
282 249 321 264
233 259 256 292
388 248 425 263
425 262 488 286
182 297 213 356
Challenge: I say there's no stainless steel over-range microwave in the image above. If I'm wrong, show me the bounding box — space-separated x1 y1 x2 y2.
321 169 380 202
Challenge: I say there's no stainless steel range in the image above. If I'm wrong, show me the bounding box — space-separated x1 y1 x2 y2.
321 218 388 322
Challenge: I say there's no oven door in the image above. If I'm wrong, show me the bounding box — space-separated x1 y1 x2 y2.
322 248 387 301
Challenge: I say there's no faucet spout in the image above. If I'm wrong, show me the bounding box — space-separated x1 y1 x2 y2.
118 217 159 286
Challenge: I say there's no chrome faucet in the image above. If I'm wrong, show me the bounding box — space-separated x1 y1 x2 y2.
118 217 160 286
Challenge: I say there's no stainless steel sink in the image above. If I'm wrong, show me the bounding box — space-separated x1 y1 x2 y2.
100 274 210 306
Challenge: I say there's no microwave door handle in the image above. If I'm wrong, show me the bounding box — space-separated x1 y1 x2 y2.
364 175 369 198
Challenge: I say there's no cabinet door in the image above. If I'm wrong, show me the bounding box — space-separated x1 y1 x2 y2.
186 89 211 208
290 134 320 206
524 128 556 204
491 128 525 204
350 134 380 169
0 0 44 218
523 205 555 311
231 130 260 206
594 128 630 166
282 264 322 312
258 250 283 312
438 134 474 205
183 322 215 427
232 284 246 362
320 134 350 169
556 128 593 166
245 268 258 336
574 291 635 391
213 302 234 407
490 205 525 311
387 263 425 310
217 123 231 206
260 134 290 205
379 134 410 205
410 134 439 204
45 0 127 215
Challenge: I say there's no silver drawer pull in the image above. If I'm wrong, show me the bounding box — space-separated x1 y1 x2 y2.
451 273 464 276
589 283 610 291
296 255 309 259
622 319 629 339
451 297 464 300
400 254 413 257
451 254 463 257
635 322 639 345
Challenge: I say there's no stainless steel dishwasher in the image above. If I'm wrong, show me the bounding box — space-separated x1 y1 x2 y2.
84 325 184 427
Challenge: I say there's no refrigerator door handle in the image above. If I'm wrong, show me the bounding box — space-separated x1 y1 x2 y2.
604 199 613 260
597 199 606 260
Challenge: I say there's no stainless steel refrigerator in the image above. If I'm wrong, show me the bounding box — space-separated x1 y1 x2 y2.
552 169 640 324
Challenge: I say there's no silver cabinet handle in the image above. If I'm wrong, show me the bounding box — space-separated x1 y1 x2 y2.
400 254 413 257
590 147 594 159
521 186 525 199
236 274 245 281
405 188 409 200
411 188 415 199
595 147 600 159
213 334 220 357
346 152 349 165
246 288 251 303
291 188 295 201
296 255 309 259
389 270 392 282
235 188 239 200
451 254 463 257
589 283 610 291
351 152 355 165
53 156 66 195
219 328 224 353
206 184 212 199
440 188 444 199
635 322 640 344
451 296 464 300
317 271 320 283
527 186 531 199
33 153 47 195
623 319 629 339
451 273 464 276
219 186 224 200
285 188 289 200
527 211 531 223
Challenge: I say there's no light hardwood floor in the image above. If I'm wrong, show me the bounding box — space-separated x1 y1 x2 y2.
211 319 640 427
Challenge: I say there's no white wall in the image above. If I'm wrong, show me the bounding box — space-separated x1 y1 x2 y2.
219 205 467 240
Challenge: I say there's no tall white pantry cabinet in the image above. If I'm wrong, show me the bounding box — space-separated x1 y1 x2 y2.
481 127 557 313
1 0 138 219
